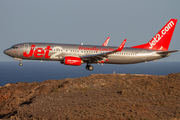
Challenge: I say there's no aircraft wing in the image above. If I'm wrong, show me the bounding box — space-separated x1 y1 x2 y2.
80 39 126 63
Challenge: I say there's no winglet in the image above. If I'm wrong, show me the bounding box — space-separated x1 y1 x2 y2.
116 39 126 51
102 37 110 46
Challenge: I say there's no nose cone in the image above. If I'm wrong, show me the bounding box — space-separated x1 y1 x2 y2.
3 49 8 55
3 49 10 56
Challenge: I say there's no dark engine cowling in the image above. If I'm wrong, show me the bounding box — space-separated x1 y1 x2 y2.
63 56 83 66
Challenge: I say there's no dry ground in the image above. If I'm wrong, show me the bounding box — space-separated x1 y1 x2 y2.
0 73 180 120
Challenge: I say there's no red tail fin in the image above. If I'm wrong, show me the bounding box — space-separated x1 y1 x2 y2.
131 19 177 51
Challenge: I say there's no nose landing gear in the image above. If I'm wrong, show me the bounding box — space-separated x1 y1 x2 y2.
19 62 23 66
13 58 23 66
86 63 94 71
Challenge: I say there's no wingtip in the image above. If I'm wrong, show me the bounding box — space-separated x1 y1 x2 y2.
102 37 110 46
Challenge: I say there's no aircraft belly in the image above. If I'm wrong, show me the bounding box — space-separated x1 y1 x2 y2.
107 54 161 64
107 56 141 64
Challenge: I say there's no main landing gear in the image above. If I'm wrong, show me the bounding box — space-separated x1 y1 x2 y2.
86 63 94 71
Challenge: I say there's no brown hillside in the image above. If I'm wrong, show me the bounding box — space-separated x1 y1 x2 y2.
0 73 180 120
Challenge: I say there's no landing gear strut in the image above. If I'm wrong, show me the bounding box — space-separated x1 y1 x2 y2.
86 63 94 71
13 58 23 66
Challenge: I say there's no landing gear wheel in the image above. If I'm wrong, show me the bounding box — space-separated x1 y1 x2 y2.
86 64 94 71
86 65 89 70
89 65 94 71
19 62 23 66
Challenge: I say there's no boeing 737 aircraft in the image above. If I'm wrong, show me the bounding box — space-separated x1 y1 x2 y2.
4 19 178 71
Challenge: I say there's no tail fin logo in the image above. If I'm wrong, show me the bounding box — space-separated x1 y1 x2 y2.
149 20 175 49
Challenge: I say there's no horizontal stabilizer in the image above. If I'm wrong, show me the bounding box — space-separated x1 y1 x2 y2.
156 50 179 54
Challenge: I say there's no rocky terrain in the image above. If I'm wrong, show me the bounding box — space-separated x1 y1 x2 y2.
0 73 180 120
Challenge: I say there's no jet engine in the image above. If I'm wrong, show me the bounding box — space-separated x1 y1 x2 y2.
63 56 83 66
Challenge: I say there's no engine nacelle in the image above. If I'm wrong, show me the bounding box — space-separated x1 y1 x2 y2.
63 56 83 66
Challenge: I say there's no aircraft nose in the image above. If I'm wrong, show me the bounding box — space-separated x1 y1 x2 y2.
3 49 9 55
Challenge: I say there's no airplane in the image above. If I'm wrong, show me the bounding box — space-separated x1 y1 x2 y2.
4 19 178 71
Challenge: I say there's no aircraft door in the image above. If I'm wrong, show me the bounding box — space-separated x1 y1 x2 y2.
24 44 29 54
18 44 21 55
142 50 147 60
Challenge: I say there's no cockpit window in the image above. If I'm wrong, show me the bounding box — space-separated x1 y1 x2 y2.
11 46 18 49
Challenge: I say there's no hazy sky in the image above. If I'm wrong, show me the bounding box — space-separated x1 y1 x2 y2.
1 0 180 61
